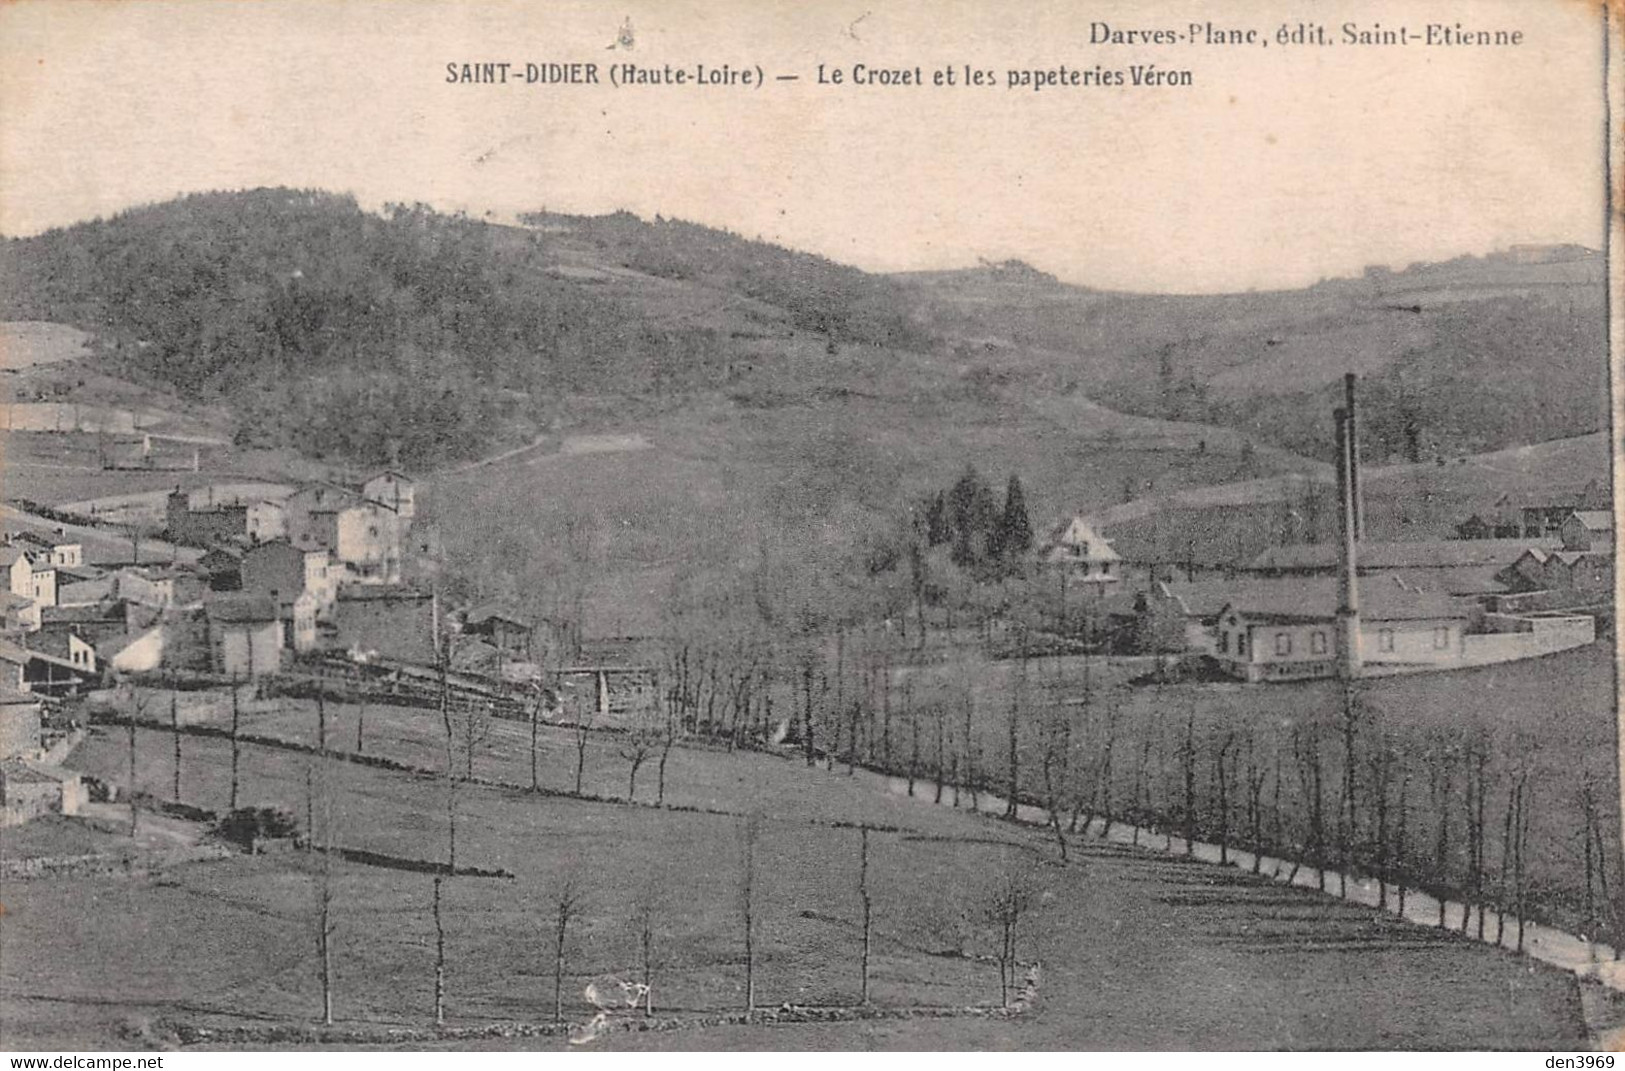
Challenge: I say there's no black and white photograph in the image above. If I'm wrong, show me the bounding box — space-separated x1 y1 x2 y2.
0 0 1616 1053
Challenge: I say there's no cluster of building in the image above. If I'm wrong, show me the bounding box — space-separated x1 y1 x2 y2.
0 470 456 691
1044 377 1610 684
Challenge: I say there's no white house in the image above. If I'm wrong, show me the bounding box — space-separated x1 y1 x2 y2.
247 500 288 544
1039 517 1122 583
335 502 402 584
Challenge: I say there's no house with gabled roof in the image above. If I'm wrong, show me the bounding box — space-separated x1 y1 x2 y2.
1038 517 1122 583
1560 510 1614 552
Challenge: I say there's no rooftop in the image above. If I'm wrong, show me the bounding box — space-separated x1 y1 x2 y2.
1217 576 1468 623
1248 538 1563 572
205 594 279 623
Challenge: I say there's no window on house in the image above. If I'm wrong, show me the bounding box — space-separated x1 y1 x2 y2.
1101 562 1111 576
1434 626 1450 650
1310 631 1327 655
1238 633 1247 656
1379 629 1395 652
369 526 379 538
1219 632 1229 655
1274 632 1291 657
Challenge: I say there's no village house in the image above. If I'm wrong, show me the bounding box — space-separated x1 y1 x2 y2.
26 629 98 677
240 541 337 628
3 546 57 611
204 595 284 677
291 589 321 653
116 564 205 610
7 529 84 569
1039 517 1123 583
285 484 403 585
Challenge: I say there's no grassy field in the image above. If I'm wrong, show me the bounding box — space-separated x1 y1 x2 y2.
882 641 1619 950
0 692 1596 1050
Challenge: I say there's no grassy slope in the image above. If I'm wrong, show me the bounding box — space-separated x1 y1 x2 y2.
0 700 1589 1050
890 640 1617 955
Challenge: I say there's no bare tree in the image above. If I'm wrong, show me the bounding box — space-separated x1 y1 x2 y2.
551 875 582 1024
739 810 762 1016
119 682 152 838
1006 632 1026 819
229 676 243 811
572 702 595 797
858 825 874 1004
169 686 181 803
631 874 663 1017
981 859 1039 1007
314 705 338 1026
620 704 660 802
432 876 447 1026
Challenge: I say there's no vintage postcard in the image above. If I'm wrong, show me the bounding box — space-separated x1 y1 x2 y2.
0 0 1617 1055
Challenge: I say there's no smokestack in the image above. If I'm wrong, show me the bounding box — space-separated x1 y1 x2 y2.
1334 407 1363 679
1344 372 1364 540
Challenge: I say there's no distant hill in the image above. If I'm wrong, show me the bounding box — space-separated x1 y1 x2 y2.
890 247 1606 463
0 190 933 468
0 188 1603 476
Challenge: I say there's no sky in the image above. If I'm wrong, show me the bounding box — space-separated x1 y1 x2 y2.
0 0 1607 293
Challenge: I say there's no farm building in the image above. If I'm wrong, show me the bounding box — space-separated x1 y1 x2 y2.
1560 510 1613 551
1523 503 1588 539
1039 517 1123 583
461 604 534 659
1494 547 1613 609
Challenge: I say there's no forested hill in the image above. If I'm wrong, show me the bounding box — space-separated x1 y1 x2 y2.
0 189 933 468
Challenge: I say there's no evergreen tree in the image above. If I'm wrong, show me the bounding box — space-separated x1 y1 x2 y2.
925 491 950 546
947 465 997 557
997 475 1034 558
